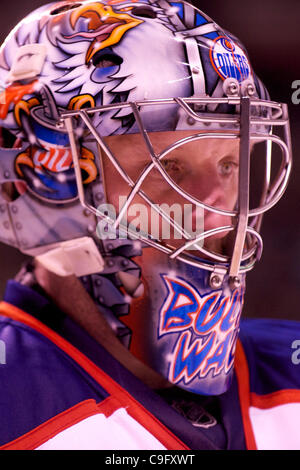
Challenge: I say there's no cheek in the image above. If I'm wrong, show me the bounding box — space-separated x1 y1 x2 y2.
103 169 127 206
215 171 239 210
225 178 239 208
140 170 175 203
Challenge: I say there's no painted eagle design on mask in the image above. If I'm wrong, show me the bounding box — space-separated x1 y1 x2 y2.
0 1 191 201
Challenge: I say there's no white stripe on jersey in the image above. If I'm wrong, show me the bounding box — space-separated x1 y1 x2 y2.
36 408 166 450
250 403 300 450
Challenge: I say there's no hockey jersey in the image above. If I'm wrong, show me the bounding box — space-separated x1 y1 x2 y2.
0 280 299 450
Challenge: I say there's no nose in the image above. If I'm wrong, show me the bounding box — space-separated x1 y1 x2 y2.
184 169 226 209
182 169 235 242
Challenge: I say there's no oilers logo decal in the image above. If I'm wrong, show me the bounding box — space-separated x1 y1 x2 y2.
159 275 244 388
210 35 251 82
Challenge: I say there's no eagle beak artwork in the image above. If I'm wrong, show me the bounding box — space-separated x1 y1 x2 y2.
67 2 143 63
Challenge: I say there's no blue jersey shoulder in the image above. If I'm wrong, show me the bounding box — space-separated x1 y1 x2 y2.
239 318 300 395
0 313 109 446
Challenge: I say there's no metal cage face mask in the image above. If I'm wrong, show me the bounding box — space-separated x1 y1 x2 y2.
61 95 291 286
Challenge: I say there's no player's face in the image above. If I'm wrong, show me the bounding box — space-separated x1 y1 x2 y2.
101 130 242 254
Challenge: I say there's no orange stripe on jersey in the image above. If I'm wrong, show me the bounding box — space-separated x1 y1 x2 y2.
0 301 189 451
235 340 257 450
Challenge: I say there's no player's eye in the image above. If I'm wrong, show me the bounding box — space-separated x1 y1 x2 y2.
218 160 239 178
160 158 182 173
160 158 186 181
152 158 185 183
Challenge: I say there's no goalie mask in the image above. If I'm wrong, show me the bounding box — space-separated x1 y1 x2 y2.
0 0 292 395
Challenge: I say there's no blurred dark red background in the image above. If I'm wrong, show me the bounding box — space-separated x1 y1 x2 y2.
0 0 300 320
